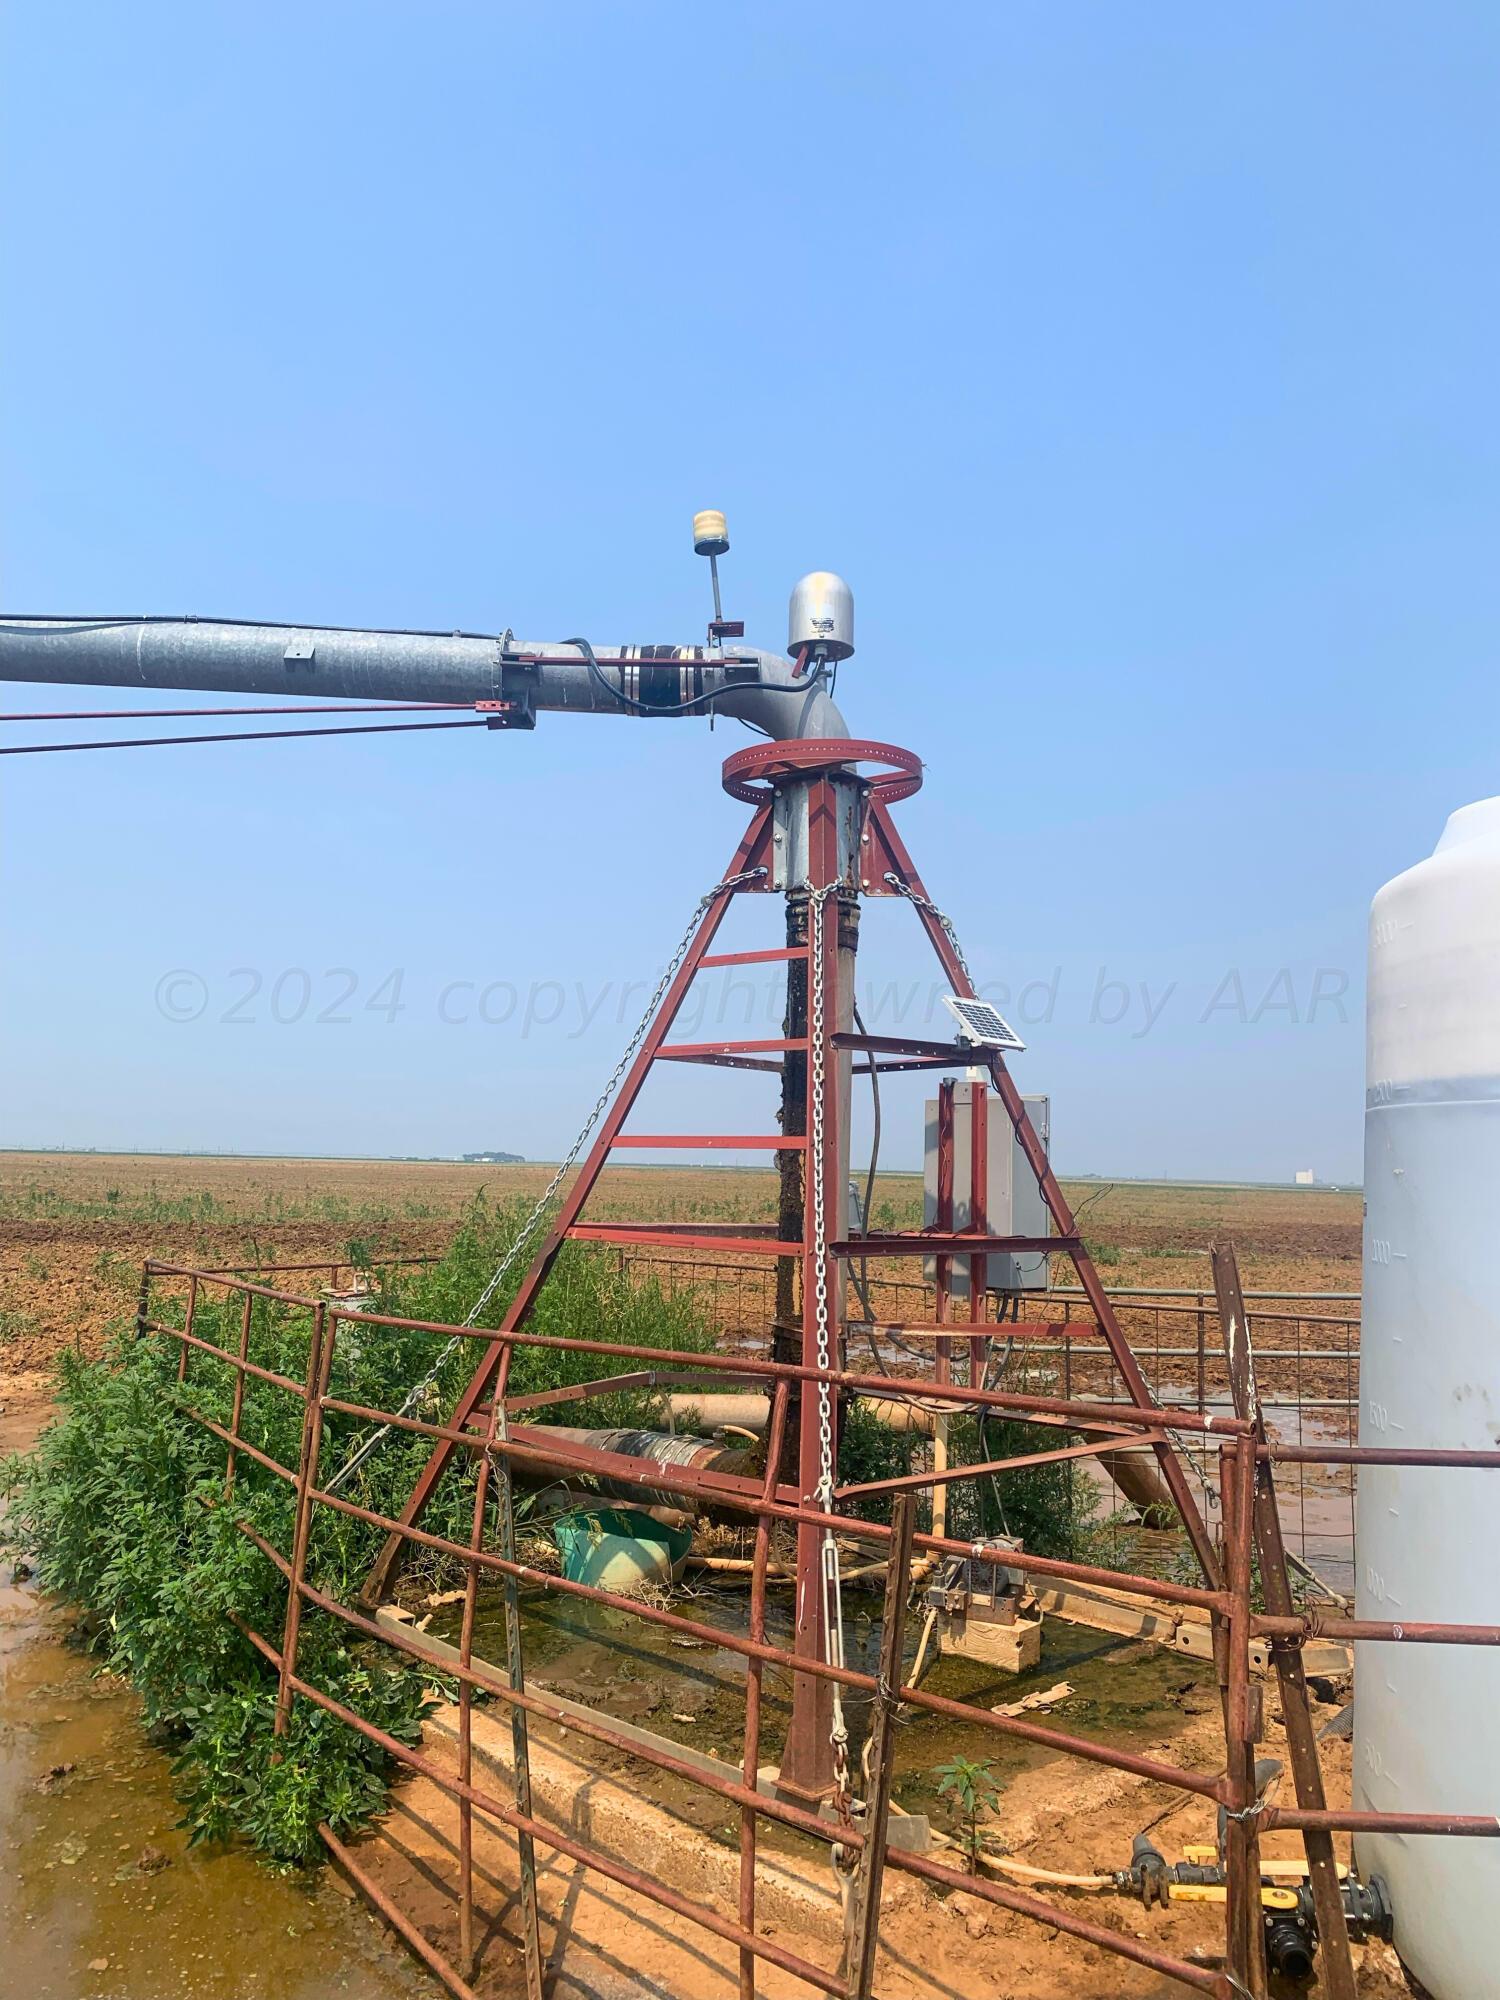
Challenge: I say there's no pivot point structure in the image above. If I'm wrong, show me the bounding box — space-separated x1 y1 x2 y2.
356 728 1221 1803
6 517 1499 1999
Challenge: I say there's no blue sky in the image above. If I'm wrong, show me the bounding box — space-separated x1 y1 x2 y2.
3 4 1496 1181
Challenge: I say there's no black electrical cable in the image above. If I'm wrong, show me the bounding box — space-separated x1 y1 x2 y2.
0 612 514 641
849 998 881 1328
1071 1181 1115 1233
565 633 818 721
847 1009 975 1421
0 717 493 756
848 1000 958 1387
976 1337 1015 1541
850 1030 1025 1510
860 1004 882 1272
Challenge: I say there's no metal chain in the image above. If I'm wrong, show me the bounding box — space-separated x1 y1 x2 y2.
808 883 837 1511
1221 1797 1269 1824
323 863 767 1496
806 881 853 1818
882 872 973 985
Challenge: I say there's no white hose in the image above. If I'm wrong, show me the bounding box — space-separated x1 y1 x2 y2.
909 1605 940 1689
929 1831 1113 1889
984 1858 1114 1890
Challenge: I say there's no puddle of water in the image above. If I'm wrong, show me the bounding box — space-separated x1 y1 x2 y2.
430 1580 1214 1843
1070 1400 1357 1602
0 1562 427 2000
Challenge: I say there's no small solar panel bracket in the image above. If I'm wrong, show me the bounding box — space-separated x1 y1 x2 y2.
941 993 1026 1053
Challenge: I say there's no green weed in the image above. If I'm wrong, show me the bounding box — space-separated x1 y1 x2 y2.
933 1754 1000 1872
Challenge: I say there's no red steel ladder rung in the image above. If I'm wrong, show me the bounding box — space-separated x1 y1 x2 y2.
611 1133 804 1150
697 946 807 969
658 1037 806 1058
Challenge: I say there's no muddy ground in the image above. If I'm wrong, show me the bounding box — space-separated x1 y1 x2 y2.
345 1610 1409 2000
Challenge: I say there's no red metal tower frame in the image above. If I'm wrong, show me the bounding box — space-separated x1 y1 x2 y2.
362 739 1220 1797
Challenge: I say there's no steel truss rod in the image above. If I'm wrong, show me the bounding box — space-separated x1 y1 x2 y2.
0 701 466 719
868 797 1225 1585
1214 1242 1356 1995
0 717 493 755
359 804 774 1605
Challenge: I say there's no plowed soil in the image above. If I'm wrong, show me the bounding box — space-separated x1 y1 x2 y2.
0 1152 1362 1431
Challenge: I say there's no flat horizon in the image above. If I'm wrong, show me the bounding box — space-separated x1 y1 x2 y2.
0 1143 1359 1192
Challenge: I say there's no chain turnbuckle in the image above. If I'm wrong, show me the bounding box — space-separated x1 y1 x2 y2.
806 882 854 1814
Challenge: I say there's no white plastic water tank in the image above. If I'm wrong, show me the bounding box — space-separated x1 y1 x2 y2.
1355 797 1500 1994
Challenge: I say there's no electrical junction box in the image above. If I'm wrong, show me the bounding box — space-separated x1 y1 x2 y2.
922 1085 1050 1297
1007 1093 1050 1293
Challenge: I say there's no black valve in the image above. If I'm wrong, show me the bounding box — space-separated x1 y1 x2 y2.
1265 1914 1317 1983
1129 1832 1170 1910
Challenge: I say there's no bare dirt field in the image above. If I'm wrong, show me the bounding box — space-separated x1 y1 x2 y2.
0 1149 1362 1450
0 1150 1361 1347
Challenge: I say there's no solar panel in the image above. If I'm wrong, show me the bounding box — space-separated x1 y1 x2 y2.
942 994 1026 1052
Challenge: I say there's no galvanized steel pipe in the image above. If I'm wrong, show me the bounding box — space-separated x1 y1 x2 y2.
0 616 847 742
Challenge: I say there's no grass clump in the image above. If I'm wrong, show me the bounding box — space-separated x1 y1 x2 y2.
1 1195 715 1865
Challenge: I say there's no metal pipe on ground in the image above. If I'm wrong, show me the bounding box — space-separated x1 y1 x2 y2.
1085 1435 1179 1524
528 1424 755 1511
665 1390 941 1435
663 1392 1180 1523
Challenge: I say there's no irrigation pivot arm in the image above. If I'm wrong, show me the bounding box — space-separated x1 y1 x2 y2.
0 617 847 744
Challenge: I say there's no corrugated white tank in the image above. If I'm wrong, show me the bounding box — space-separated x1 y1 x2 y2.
1356 796 1500 1994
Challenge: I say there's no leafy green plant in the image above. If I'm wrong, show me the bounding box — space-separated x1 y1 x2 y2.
934 1754 1000 1872
1 1194 717 1866
836 1398 920 1524
944 1410 1102 1558
834 1398 1100 1556
0 1329 431 1861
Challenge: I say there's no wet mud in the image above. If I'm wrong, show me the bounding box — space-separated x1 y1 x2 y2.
428 1582 1214 1851
0 1560 426 2000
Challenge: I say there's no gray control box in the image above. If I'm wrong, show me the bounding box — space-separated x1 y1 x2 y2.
922 1086 1050 1297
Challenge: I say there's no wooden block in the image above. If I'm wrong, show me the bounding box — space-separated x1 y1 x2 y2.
940 1615 1043 1673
